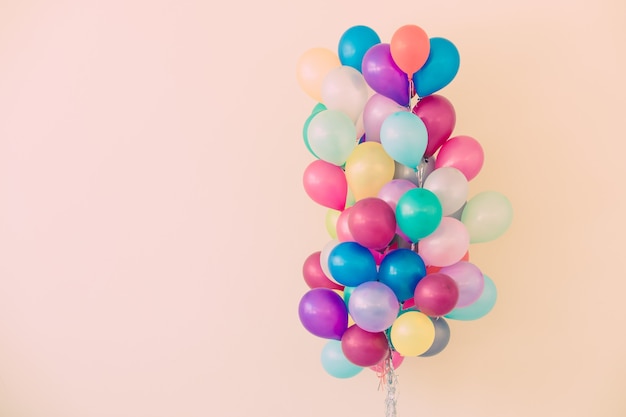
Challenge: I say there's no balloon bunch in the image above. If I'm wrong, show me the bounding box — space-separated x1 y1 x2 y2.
296 24 513 381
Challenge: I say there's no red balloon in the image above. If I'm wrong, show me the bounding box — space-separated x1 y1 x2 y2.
413 273 459 317
341 325 389 367
348 197 396 250
302 251 344 290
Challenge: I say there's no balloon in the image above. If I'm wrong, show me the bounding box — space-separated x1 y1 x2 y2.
344 142 395 201
362 94 407 143
435 135 484 181
302 103 327 158
298 288 348 339
389 311 435 356
461 191 513 243
296 47 341 102
378 248 427 302
370 350 404 373
338 25 381 72
393 157 436 186
341 325 389 367
377 179 416 212
320 239 340 282
328 241 378 287
325 209 340 239
396 188 442 241
302 160 347 210
412 94 456 157
418 217 470 267
446 275 497 320
362 43 410 106
348 281 400 332
307 110 357 166
302 251 344 290
335 207 354 242
390 24 430 75
413 37 460 97
380 111 428 169
419 317 451 357
321 66 369 122
413 273 459 317
321 340 364 378
347 197 396 250
439 261 484 308
423 167 469 216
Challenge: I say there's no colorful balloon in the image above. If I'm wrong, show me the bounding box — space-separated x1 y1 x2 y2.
418 217 470 267
362 43 409 106
412 94 456 157
423 166 469 216
435 135 484 181
413 273 459 317
380 111 428 169
335 207 354 242
302 160 347 210
439 261 484 308
413 37 460 97
363 94 407 143
321 340 364 378
338 25 381 72
348 281 400 332
320 239 340 282
296 47 341 102
378 248 427 302
328 241 378 287
390 24 430 75
461 191 513 243
298 288 348 340
347 197 396 250
302 103 327 158
389 311 435 356
302 251 344 290
321 66 369 122
446 275 497 320
307 110 357 166
341 325 390 367
396 188 442 242
344 142 395 201
325 209 340 239
419 317 451 357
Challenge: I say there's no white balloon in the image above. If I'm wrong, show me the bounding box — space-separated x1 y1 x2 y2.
321 66 369 123
424 167 469 216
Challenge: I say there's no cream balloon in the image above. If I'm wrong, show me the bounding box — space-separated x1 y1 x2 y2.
344 142 395 201
423 167 469 216
296 48 341 102
321 66 369 123
461 191 513 243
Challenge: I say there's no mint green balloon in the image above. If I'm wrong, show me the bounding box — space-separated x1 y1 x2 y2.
302 103 327 158
461 191 513 243
396 188 443 242
307 109 357 166
445 275 497 320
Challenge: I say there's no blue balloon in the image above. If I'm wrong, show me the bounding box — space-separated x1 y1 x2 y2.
445 275 497 320
378 249 426 302
321 340 364 378
328 242 377 287
338 25 381 72
419 317 451 357
380 111 428 168
413 37 460 97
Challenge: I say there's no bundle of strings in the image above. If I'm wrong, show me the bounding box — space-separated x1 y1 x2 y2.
376 353 399 417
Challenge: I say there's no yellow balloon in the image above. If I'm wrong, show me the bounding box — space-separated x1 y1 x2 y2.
296 48 340 102
345 142 395 201
390 311 435 356
345 187 356 208
325 209 340 239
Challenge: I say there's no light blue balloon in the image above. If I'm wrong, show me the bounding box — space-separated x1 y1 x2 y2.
338 25 381 73
321 340 364 378
413 37 460 97
445 275 497 321
380 111 428 168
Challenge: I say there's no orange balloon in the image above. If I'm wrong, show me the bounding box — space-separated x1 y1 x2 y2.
390 25 430 75
296 48 340 102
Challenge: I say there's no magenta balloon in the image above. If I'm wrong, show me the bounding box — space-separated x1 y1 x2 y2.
302 251 344 290
435 135 484 181
413 273 459 317
336 207 354 242
362 44 410 106
363 94 407 143
439 261 484 308
377 179 416 212
412 95 456 157
370 350 404 373
302 160 348 210
418 217 470 267
298 288 348 340
348 197 397 250
341 325 389 367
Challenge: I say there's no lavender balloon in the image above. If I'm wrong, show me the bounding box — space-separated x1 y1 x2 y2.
299 288 348 340
349 281 400 332
439 261 484 308
362 43 410 106
377 179 416 212
363 94 407 143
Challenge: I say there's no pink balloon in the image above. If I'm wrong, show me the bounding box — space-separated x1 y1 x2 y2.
302 251 344 290
341 325 389 367
412 95 456 157
363 94 407 143
370 350 404 373
348 197 396 250
302 160 348 210
369 248 386 265
418 217 470 267
336 207 354 242
413 273 459 317
435 135 484 181
439 261 484 308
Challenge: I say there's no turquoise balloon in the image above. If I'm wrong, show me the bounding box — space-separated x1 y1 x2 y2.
380 111 428 169
396 188 442 241
338 25 381 73
343 286 355 307
302 103 326 158
307 109 357 166
445 275 497 320
321 340 364 378
413 37 460 97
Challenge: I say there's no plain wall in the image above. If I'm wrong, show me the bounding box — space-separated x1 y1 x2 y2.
1 0 625 416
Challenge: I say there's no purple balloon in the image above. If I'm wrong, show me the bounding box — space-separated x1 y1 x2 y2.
363 94 407 143
377 179 417 212
348 281 400 332
298 288 348 340
439 261 484 308
362 44 410 106
412 95 456 157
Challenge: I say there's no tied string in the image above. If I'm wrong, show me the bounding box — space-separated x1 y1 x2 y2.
376 346 398 417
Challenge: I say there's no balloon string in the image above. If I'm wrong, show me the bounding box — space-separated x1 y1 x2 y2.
408 77 416 111
383 348 398 417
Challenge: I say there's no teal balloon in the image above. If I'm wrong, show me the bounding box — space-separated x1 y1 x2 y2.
307 109 357 166
343 286 355 307
445 275 497 320
380 111 428 169
321 340 364 378
413 37 460 97
396 188 443 241
338 25 381 72
302 103 326 158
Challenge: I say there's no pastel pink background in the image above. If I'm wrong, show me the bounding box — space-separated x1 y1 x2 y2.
1 1 625 416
